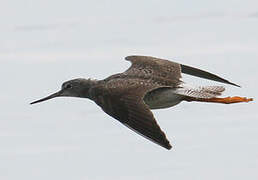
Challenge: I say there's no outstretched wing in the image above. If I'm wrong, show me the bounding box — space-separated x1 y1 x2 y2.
92 80 172 150
125 55 240 87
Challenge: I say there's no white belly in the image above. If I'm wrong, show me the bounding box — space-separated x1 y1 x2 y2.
144 88 183 109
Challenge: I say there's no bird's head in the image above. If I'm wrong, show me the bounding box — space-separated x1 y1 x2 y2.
30 78 97 104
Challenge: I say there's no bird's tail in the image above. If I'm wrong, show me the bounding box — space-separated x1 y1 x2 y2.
175 85 253 104
175 85 225 99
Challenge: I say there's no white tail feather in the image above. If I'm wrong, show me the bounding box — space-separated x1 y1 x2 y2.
174 85 225 99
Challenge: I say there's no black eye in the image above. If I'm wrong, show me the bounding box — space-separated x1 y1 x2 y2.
65 84 72 89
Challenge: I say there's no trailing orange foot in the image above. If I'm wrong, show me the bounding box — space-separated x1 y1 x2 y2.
187 96 253 104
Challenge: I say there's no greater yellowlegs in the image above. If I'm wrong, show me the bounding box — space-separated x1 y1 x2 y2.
31 55 253 150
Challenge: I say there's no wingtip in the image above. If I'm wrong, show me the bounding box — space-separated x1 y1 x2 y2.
228 81 241 88
164 142 172 150
166 145 172 150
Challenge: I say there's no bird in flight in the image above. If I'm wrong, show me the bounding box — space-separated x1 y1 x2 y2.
31 55 253 150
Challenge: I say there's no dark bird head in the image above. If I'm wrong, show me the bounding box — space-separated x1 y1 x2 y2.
30 78 97 104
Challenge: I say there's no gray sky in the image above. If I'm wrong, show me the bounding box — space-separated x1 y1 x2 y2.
1 0 258 180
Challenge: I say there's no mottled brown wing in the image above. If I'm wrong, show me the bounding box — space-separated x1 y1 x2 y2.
125 55 240 87
93 81 172 150
124 55 182 87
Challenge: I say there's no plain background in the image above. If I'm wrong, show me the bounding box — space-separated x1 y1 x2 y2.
1 0 258 179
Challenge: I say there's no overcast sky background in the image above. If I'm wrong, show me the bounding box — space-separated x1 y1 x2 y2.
1 0 258 180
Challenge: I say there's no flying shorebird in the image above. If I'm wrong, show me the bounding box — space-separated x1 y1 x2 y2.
31 55 253 150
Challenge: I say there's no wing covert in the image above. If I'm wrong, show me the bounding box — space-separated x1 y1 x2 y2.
124 55 182 87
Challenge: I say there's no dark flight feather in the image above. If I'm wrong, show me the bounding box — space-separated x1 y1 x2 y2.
180 64 240 87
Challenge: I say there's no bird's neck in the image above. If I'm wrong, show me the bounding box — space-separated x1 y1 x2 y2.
79 79 99 99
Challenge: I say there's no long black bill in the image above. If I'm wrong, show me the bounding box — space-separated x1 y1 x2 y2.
30 90 62 105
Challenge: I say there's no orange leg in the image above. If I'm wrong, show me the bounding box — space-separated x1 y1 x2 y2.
186 96 253 104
